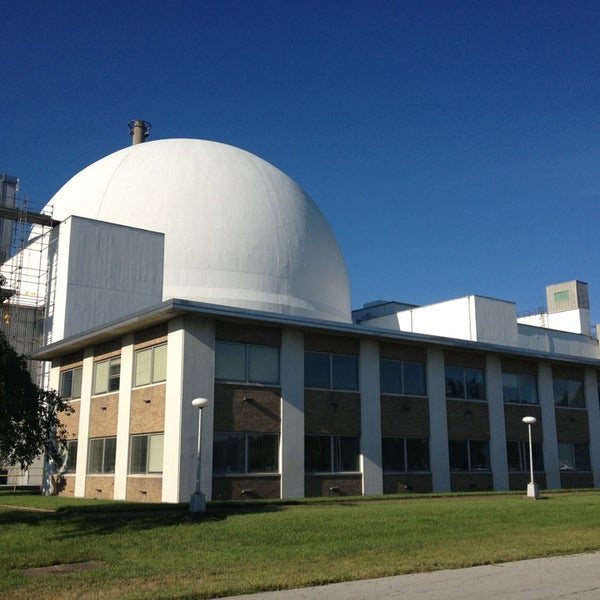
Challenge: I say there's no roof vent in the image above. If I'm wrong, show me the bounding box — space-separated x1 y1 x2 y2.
128 120 151 145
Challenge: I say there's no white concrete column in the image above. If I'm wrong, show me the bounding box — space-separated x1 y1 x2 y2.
113 334 134 500
427 347 451 492
584 367 600 487
280 329 305 499
486 355 509 490
162 316 215 503
74 348 94 497
359 339 382 496
538 362 560 489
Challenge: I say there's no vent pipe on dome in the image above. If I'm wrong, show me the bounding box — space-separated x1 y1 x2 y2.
128 120 151 145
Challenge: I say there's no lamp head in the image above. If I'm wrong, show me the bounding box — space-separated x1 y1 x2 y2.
522 416 537 425
192 397 209 409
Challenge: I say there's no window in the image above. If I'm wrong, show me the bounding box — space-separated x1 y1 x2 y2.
213 432 279 474
380 359 426 395
502 372 538 404
445 366 485 400
87 437 117 474
130 433 164 474
63 440 78 473
59 367 82 400
449 440 490 471
304 435 360 472
134 344 167 387
215 342 279 384
93 357 121 395
553 378 585 408
382 437 429 471
558 443 591 471
304 352 358 390
506 441 543 471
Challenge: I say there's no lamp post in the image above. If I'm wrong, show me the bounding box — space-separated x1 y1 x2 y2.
190 397 209 513
522 416 539 499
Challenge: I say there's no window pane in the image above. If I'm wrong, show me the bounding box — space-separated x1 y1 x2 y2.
553 379 569 406
506 441 522 470
103 437 117 473
88 439 104 473
574 444 591 471
569 380 585 408
65 441 78 473
532 442 544 471
215 342 246 382
519 374 538 404
332 355 358 390
130 435 148 474
502 373 520 403
449 440 468 471
380 360 402 394
304 352 330 389
152 344 167 383
248 434 278 473
334 436 359 472
465 368 485 400
148 434 164 473
60 370 73 398
469 440 490 470
445 366 465 399
108 358 121 392
93 361 109 395
134 348 152 387
212 432 245 473
305 435 331 472
406 438 429 471
558 443 574 470
72 367 82 399
249 345 279 384
403 362 426 395
382 437 405 471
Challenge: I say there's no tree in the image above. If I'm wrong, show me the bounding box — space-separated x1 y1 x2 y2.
0 325 72 472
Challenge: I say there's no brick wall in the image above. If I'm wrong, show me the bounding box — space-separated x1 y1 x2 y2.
383 474 433 494
212 476 281 500
381 396 429 437
305 391 360 434
446 399 489 438
214 384 281 432
304 474 362 497
130 385 166 434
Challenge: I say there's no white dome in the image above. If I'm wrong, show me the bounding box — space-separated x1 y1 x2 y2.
46 139 352 322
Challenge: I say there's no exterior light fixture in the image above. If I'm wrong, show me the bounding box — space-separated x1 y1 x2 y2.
522 416 539 499
190 397 210 513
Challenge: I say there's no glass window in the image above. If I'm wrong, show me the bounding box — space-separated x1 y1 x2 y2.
503 372 538 404
64 440 78 473
59 367 82 400
305 435 332 472
403 362 426 395
380 360 402 394
88 437 116 474
248 433 278 473
445 366 465 399
469 440 490 471
382 437 405 471
380 359 426 395
215 342 246 382
332 355 358 390
153 344 167 382
449 439 490 471
304 352 331 389
134 344 167 387
449 439 469 471
445 366 485 400
553 378 585 408
248 345 279 384
93 357 121 395
213 432 245 474
334 436 360 471
215 342 279 384
559 442 591 471
213 432 279 474
305 435 359 473
382 437 429 471
305 352 358 390
506 441 544 471
130 433 164 474
406 438 429 471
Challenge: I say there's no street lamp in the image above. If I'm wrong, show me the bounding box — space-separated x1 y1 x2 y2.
522 416 539 499
190 397 209 513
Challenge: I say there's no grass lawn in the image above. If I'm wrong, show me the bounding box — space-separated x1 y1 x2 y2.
1 491 600 599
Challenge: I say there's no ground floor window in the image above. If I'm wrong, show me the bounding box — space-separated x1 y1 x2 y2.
64 440 78 473
506 440 543 471
305 435 360 473
87 437 116 474
558 442 591 471
130 433 164 474
449 439 490 472
382 437 429 471
213 432 279 475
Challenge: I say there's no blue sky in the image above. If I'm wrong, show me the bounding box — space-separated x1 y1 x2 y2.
2 1 600 324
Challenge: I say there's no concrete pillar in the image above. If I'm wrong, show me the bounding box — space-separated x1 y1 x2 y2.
74 348 94 497
360 338 382 496
428 347 451 492
280 329 305 499
584 367 600 487
486 355 509 490
538 362 561 489
113 334 133 500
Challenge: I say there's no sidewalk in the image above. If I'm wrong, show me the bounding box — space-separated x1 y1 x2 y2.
220 552 600 599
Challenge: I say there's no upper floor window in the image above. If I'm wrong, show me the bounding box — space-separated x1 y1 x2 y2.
553 377 585 408
445 366 485 400
506 440 543 471
87 437 116 474
449 439 490 471
382 437 429 472
215 342 279 385
502 372 538 404
304 352 358 390
130 433 164 474
305 435 360 473
93 357 121 395
59 367 82 400
558 442 590 471
212 432 279 474
134 344 167 387
380 359 426 395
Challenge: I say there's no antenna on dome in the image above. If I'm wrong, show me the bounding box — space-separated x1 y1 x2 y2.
128 120 151 145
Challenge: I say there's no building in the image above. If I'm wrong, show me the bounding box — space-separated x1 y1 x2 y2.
4 129 600 501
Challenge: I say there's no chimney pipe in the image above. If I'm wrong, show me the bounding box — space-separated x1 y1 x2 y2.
128 120 151 145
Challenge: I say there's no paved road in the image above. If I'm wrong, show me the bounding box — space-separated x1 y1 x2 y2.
220 552 600 599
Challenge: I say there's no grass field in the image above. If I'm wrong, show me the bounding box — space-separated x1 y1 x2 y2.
1 491 600 599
